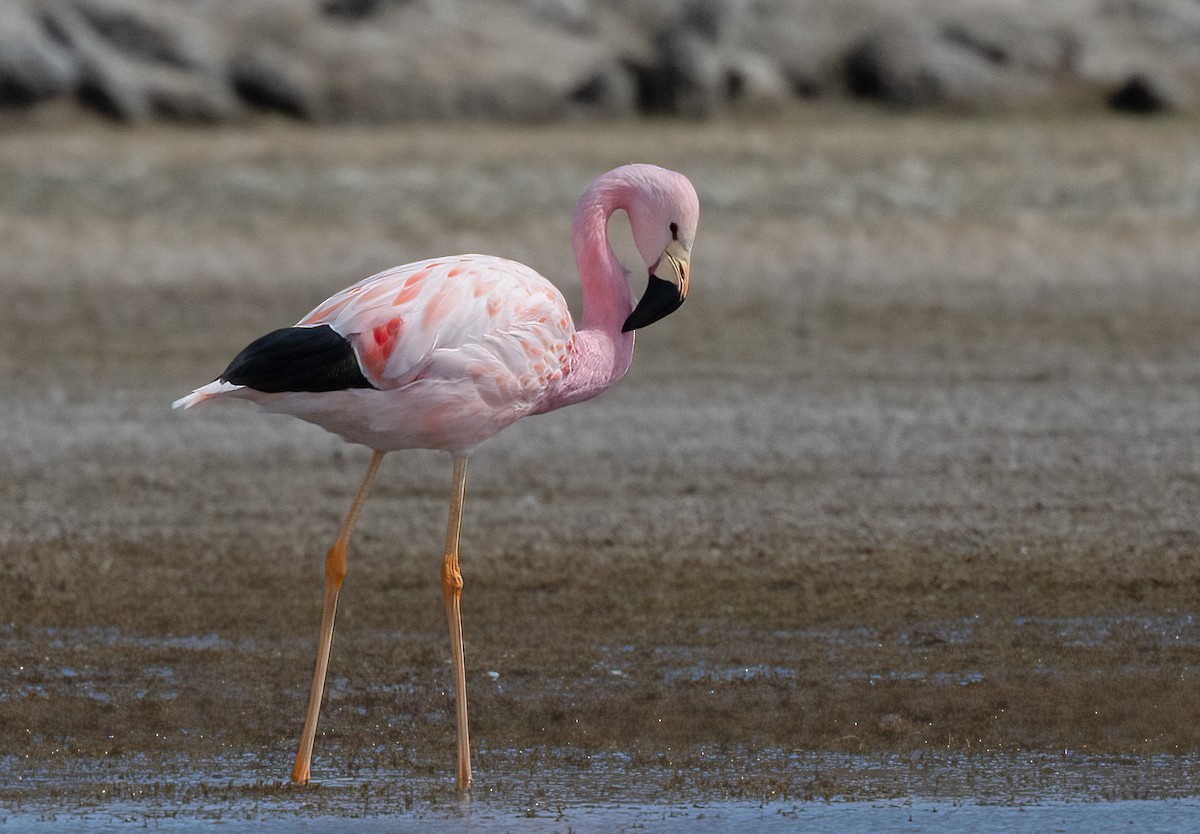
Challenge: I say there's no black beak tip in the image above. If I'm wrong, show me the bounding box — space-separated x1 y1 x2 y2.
622 274 685 332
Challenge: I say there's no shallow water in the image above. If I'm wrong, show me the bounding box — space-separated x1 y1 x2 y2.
4 798 1200 833
4 749 1200 832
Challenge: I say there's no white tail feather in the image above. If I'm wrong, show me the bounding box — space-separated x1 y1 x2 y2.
173 380 242 410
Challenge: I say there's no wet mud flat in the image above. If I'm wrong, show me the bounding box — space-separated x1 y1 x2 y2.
1 111 1200 821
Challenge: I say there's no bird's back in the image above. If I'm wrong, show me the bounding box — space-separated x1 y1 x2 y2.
299 255 572 392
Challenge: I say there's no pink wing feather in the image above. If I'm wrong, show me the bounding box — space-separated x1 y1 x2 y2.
299 255 574 399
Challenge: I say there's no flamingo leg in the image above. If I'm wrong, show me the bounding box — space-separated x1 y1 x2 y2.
440 454 472 790
291 449 386 785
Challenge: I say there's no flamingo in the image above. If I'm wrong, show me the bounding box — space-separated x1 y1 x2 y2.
173 164 699 790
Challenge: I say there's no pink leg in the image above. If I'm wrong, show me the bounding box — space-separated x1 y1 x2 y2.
440 454 472 790
291 449 386 785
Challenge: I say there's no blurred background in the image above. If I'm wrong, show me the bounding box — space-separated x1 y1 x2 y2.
3 0 1200 824
1 0 1198 122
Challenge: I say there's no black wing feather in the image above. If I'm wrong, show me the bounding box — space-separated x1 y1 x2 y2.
219 325 376 393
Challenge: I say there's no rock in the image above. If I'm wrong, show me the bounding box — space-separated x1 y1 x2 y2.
565 62 637 119
314 2 635 122
41 1 147 119
70 0 224 73
229 43 321 119
521 0 591 29
939 14 1076 75
735 0 867 99
630 7 791 119
845 18 1046 109
1109 70 1190 113
647 28 725 117
676 0 744 42
724 50 791 113
1070 1 1200 112
599 0 691 37
42 0 235 122
1107 0 1200 49
556 2 655 66
319 0 389 20
141 65 238 122
0 2 79 106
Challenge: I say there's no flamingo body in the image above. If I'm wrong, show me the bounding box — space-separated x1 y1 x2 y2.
173 164 699 790
178 254 581 452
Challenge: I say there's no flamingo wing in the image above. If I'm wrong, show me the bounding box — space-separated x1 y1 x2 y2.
299 255 574 398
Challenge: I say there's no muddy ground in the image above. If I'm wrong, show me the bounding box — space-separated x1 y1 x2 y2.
1 110 1199 813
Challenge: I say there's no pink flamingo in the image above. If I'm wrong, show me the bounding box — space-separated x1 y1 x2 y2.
174 164 699 790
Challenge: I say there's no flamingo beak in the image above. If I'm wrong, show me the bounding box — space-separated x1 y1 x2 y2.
622 241 690 332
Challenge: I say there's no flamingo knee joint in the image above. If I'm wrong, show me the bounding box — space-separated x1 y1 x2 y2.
441 560 464 595
325 544 348 587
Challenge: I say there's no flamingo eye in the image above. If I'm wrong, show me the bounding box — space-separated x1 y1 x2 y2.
669 222 678 240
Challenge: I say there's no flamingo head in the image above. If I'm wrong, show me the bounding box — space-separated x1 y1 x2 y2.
620 166 699 332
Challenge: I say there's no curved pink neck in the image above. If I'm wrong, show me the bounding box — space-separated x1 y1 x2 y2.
538 178 637 412
573 179 637 336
